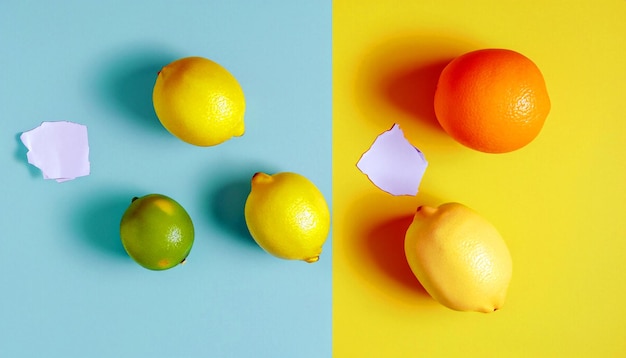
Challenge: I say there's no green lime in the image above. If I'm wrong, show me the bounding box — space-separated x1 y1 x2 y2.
120 194 195 270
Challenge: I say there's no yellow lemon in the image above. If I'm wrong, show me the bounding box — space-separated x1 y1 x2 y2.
120 194 195 270
244 172 330 263
152 56 245 146
404 203 512 312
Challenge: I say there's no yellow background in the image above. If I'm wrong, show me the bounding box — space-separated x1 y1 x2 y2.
332 1 626 356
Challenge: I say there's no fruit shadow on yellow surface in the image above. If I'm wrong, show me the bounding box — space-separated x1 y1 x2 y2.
365 214 428 296
343 190 443 303
353 34 482 148
380 60 449 132
91 44 180 136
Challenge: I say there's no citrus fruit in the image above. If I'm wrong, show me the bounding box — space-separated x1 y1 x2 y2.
152 56 245 146
244 172 330 263
433 48 551 153
404 203 512 312
120 194 195 270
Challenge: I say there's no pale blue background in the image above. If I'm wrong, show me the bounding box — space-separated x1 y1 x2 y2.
0 1 331 357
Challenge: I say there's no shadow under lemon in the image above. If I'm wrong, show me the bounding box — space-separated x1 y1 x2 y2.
202 165 277 250
208 177 258 247
91 44 180 136
344 191 442 303
365 214 429 297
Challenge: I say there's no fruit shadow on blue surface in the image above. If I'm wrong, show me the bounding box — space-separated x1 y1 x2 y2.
71 188 138 259
92 44 180 136
203 166 277 250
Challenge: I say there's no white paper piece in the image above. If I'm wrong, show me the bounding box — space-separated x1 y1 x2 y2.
357 123 428 196
20 121 90 182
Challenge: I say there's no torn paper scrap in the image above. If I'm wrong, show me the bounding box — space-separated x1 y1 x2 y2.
20 121 90 182
356 123 427 196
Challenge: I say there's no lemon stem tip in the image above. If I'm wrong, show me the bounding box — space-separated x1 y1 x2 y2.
304 256 319 263
416 205 437 216
251 172 272 184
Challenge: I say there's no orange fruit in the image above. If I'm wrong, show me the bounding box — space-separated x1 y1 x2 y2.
434 48 551 153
